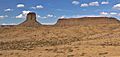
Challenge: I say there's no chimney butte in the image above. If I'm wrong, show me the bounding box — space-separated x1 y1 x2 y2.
19 12 41 27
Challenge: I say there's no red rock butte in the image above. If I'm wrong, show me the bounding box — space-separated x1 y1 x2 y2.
19 12 41 27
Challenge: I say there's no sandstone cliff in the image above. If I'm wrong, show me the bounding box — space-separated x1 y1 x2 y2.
55 17 120 26
19 12 41 27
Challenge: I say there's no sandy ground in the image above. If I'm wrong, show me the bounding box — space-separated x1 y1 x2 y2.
0 24 120 57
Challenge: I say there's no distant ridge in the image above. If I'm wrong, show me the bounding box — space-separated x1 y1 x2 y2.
55 17 120 26
0 12 120 27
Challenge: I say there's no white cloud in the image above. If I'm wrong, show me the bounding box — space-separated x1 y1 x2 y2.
37 15 41 18
16 11 41 19
80 3 89 7
101 1 109 4
80 1 108 8
31 5 44 9
4 8 12 12
100 12 108 15
47 14 54 18
39 14 54 19
31 7 36 9
42 16 47 19
17 4 25 8
80 1 99 7
16 10 31 19
0 15 8 19
58 16 65 19
0 16 4 19
110 12 117 15
89 1 99 6
16 14 23 19
72 1 79 5
36 5 44 9
113 4 120 10
22 11 31 15
1 23 17 25
58 15 103 18
100 12 119 17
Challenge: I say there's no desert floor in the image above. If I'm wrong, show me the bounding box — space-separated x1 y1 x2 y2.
0 24 120 57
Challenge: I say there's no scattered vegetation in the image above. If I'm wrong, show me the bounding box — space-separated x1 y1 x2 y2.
67 55 74 57
80 53 86 56
0 53 3 56
99 52 108 55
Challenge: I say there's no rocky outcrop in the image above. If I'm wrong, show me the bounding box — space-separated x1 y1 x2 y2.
19 12 41 27
55 17 120 26
0 12 120 27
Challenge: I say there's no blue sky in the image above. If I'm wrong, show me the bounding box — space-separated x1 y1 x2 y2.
0 0 120 25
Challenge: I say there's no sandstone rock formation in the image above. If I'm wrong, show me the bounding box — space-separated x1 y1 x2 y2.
0 12 120 27
55 17 120 26
19 12 41 27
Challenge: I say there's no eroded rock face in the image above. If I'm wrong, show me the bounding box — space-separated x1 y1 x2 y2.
55 17 120 26
1 12 119 27
19 12 41 27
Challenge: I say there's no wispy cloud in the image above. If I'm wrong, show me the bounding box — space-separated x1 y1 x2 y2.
39 14 55 19
113 4 120 10
17 4 25 8
0 15 8 19
16 10 31 19
100 12 108 15
47 14 54 18
58 15 104 19
72 1 80 5
110 12 118 15
80 3 89 7
1 23 17 25
58 16 65 19
31 5 44 9
80 1 99 7
4 8 13 12
80 1 109 7
100 12 120 17
101 1 109 5
89 1 99 6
